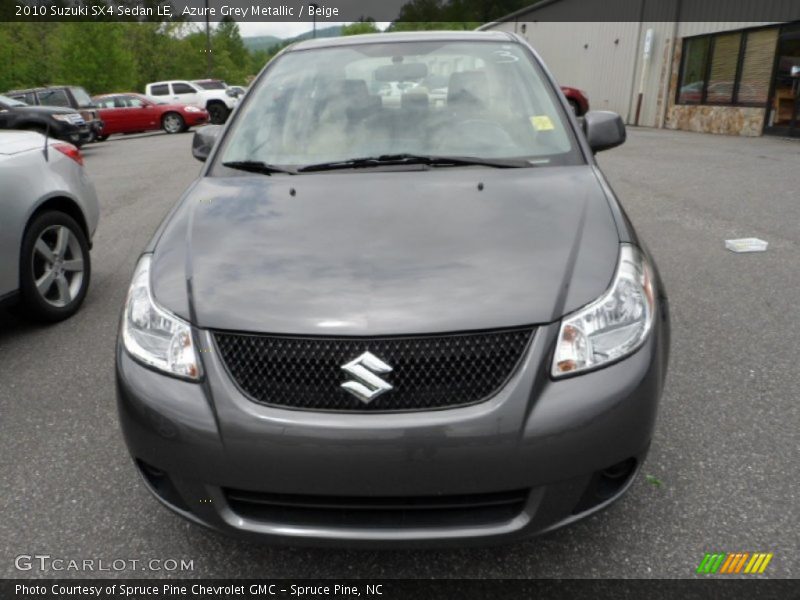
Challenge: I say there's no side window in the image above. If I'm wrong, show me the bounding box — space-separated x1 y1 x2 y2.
127 96 144 108
96 98 115 108
38 89 71 108
150 84 169 96
172 83 196 94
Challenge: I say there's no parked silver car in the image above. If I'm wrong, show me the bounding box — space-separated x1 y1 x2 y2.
0 131 99 321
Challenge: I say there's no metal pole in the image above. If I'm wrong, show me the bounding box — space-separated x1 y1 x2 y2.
310 3 318 38
205 0 212 77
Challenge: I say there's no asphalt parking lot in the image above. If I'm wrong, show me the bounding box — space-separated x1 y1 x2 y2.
0 128 797 579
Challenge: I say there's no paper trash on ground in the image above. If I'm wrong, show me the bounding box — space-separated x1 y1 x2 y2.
725 238 768 253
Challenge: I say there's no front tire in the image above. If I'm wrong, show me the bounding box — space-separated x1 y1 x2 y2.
206 102 228 125
19 211 91 322
162 112 186 134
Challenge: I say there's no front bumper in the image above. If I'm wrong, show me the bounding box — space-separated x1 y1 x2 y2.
116 311 669 547
55 122 88 145
185 112 209 127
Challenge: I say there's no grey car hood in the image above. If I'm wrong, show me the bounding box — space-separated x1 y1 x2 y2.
151 166 620 335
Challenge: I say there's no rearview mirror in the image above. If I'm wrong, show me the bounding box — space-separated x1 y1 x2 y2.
583 111 626 153
192 125 222 162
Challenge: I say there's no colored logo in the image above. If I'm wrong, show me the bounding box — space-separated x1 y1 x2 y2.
696 552 773 574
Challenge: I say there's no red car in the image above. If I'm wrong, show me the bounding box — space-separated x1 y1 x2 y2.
92 93 209 139
560 86 590 116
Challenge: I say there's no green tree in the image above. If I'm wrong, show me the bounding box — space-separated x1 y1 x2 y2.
0 22 60 90
388 21 479 32
126 21 190 91
53 23 137 93
341 20 380 36
212 17 248 83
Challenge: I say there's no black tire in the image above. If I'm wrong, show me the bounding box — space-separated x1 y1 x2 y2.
96 134 109 142
19 211 91 323
206 102 228 125
568 99 581 116
161 112 186 134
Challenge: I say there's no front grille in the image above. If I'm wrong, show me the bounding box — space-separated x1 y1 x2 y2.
213 328 533 412
224 488 529 528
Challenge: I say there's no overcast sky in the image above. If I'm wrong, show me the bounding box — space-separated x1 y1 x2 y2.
237 21 390 39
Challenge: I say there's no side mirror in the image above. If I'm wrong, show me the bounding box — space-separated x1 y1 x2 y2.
583 111 626 153
192 125 222 162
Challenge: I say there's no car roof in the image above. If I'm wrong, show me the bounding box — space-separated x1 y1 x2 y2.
289 30 515 52
6 86 76 93
147 80 190 85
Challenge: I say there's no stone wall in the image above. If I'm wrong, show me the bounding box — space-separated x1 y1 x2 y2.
663 37 767 137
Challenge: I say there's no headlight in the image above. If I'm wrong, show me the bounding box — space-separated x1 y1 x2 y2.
552 244 655 377
121 255 201 380
184 106 202 113
52 114 76 122
225 88 236 97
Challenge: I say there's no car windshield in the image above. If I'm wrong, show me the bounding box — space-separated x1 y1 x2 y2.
220 40 581 170
0 94 26 107
195 80 226 90
69 87 94 107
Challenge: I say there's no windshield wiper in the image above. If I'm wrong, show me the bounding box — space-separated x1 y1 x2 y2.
222 160 296 176
297 154 532 173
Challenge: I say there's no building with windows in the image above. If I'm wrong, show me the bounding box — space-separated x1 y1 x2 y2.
480 0 800 137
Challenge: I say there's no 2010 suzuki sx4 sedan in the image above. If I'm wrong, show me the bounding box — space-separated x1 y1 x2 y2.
116 31 669 546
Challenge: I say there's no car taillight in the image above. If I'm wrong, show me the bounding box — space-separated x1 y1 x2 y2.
52 142 84 166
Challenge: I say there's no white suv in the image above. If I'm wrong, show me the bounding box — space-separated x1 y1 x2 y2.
144 80 238 124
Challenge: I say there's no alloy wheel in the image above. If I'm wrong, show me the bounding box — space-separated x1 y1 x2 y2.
31 225 85 308
163 114 183 134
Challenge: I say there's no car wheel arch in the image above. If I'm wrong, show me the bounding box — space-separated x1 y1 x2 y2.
19 121 48 133
25 195 91 251
205 100 229 124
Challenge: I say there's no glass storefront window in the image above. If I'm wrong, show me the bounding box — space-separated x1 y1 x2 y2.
706 33 741 103
678 36 710 104
677 26 781 107
739 29 779 104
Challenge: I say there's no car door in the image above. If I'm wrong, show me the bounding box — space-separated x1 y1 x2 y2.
95 97 122 134
119 95 153 131
170 82 200 106
126 94 161 131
